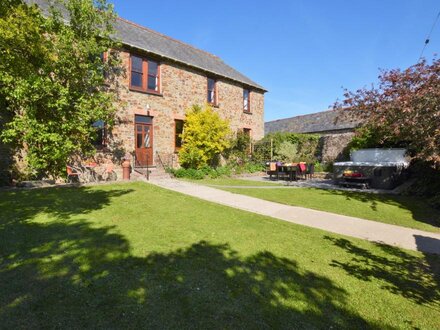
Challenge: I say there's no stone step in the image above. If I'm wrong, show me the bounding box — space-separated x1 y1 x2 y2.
149 172 172 179
133 167 171 180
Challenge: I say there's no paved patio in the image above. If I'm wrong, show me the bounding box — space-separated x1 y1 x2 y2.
148 177 440 255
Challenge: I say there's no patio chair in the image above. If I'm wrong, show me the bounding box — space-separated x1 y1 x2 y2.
267 162 278 180
298 162 307 180
66 165 81 183
306 163 315 179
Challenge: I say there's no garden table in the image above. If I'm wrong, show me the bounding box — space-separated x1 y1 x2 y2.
277 165 299 181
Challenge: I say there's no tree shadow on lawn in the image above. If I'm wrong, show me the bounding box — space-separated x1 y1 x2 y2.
324 236 440 307
320 189 440 229
0 187 386 329
0 186 135 226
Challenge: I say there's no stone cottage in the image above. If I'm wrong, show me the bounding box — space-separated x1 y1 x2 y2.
265 109 362 161
18 0 266 175
110 16 266 168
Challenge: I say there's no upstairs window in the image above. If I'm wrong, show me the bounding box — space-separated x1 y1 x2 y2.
243 89 250 112
130 55 160 93
207 78 217 105
130 56 143 88
175 120 184 150
148 61 159 92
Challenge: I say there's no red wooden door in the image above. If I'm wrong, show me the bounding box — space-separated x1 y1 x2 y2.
135 122 153 166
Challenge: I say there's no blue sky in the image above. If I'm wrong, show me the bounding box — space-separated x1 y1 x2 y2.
109 0 440 122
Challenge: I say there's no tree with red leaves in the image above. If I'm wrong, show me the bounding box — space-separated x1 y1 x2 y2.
335 59 440 168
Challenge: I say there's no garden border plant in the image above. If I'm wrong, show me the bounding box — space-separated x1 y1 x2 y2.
173 105 265 180
178 104 231 169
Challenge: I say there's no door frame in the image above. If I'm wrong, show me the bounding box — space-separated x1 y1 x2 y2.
134 115 154 167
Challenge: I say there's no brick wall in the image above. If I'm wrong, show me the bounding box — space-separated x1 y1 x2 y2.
110 50 265 167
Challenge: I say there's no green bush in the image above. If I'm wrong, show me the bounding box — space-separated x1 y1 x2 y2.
215 166 232 177
169 162 262 180
169 166 232 180
344 125 407 159
347 126 382 151
227 161 264 175
171 168 205 180
253 132 321 163
428 194 440 210
243 162 265 173
277 141 299 163
322 162 334 173
179 104 231 169
313 162 323 172
309 162 334 173
228 130 251 161
405 161 440 208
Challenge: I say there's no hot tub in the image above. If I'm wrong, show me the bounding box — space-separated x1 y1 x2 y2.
334 149 409 190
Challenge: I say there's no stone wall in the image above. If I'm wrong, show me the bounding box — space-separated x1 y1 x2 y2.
320 132 355 162
110 50 265 167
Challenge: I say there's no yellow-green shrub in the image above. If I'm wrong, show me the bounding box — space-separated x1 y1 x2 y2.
179 104 231 169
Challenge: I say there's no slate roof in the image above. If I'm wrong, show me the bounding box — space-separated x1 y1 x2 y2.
265 109 362 135
26 0 266 91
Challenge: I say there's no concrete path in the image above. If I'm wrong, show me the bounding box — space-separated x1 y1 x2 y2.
147 178 440 255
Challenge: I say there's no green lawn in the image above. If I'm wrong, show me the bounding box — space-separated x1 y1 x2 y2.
183 177 280 186
219 186 440 233
1 182 439 329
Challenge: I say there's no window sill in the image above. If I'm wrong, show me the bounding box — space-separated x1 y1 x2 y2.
129 88 163 97
208 102 219 108
243 111 252 115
